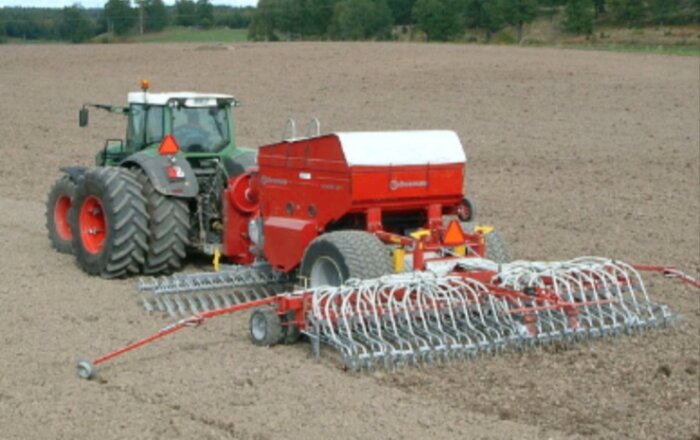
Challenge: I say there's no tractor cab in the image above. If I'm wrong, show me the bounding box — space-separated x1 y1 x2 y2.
81 87 241 168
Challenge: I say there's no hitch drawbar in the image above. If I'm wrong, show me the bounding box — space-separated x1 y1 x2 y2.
77 296 279 380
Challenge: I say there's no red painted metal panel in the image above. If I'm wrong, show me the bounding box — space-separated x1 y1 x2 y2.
254 132 469 272
222 176 255 265
263 217 318 272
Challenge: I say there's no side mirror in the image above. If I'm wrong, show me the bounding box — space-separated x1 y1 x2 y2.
79 107 89 127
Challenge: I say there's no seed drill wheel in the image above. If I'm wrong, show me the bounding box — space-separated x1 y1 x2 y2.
46 176 76 254
70 167 148 278
461 222 512 264
249 307 283 346
300 231 394 288
134 170 189 275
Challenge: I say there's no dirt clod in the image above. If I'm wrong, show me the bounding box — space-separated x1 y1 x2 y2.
657 364 672 378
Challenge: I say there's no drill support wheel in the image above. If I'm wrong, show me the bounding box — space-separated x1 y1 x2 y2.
249 307 283 347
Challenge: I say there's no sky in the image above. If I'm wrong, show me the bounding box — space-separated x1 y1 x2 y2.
0 0 257 7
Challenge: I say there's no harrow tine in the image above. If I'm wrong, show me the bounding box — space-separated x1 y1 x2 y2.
138 264 294 317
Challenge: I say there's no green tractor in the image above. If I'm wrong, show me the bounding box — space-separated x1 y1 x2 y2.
46 82 256 278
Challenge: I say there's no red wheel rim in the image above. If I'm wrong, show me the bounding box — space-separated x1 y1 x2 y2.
79 196 106 254
53 195 72 241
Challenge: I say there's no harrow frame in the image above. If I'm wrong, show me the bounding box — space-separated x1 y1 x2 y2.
77 258 694 379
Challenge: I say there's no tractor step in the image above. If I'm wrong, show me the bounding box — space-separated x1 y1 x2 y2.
137 263 295 317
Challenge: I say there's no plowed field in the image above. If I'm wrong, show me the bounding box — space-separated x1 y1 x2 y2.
0 43 698 439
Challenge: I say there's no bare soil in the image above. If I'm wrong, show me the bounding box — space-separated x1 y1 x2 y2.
0 43 698 440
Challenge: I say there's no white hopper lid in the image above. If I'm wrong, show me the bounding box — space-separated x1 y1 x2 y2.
335 130 466 166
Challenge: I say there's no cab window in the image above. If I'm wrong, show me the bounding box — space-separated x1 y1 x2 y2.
127 105 164 151
172 106 230 153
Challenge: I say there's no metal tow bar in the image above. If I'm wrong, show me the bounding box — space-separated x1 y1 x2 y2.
76 296 278 380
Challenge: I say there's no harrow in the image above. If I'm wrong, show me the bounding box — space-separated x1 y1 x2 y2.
77 256 696 379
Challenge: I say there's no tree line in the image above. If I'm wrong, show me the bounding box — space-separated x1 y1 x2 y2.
1 0 698 44
0 0 253 43
249 0 700 42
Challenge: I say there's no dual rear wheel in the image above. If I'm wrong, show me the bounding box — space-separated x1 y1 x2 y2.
46 167 189 278
46 176 76 254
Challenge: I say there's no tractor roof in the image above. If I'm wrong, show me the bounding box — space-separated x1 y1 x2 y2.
127 92 236 106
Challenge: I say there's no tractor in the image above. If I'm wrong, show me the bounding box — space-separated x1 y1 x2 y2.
46 81 256 277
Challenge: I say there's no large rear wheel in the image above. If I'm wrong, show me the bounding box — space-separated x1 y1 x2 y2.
70 168 149 278
46 176 76 254
300 231 393 287
135 170 189 275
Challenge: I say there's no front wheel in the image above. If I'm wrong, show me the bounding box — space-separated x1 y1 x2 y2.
46 176 76 254
70 168 149 278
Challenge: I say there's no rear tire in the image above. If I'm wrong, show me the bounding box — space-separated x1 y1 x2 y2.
135 170 189 275
460 222 512 263
249 307 283 347
300 231 393 287
70 168 149 278
484 231 511 263
46 176 76 254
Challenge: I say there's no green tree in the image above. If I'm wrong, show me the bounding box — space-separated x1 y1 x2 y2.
498 0 537 41
248 0 279 40
462 0 505 39
196 0 215 28
564 0 594 34
481 0 505 39
145 0 168 31
220 7 254 29
593 0 606 17
275 0 304 38
388 0 416 24
0 11 5 42
175 0 196 26
412 0 462 41
300 0 336 37
104 0 135 35
608 0 647 26
330 0 393 40
650 0 679 25
59 5 95 42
